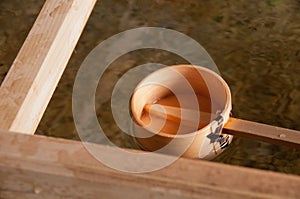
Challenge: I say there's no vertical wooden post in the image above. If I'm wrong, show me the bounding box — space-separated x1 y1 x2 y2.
0 0 97 134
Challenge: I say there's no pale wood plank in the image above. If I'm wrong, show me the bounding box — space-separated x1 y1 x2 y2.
0 131 299 199
0 0 97 134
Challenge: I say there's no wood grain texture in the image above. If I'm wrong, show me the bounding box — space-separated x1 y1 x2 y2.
0 131 299 199
224 117 300 149
0 0 96 134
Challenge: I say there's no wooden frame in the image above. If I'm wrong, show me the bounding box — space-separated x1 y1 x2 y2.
1 131 299 199
0 0 96 134
0 0 299 198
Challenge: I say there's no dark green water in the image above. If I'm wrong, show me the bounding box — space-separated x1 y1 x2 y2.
0 0 299 174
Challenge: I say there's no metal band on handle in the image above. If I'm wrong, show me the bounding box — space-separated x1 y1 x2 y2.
209 114 231 154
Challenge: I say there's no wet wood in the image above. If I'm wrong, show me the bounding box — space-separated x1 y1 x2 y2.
143 104 210 135
140 93 213 135
0 131 299 199
224 117 300 149
144 103 213 127
0 0 97 134
131 66 233 158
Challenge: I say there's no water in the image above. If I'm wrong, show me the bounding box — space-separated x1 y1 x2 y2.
0 0 299 174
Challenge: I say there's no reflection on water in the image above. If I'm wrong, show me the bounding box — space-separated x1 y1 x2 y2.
0 0 299 174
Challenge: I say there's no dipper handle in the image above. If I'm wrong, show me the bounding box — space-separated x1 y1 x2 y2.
144 104 300 149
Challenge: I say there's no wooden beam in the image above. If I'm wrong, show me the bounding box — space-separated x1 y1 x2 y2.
0 0 96 134
224 118 300 149
0 131 299 199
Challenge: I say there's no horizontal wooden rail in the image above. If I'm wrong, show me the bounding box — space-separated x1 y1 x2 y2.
0 131 299 199
0 0 97 134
